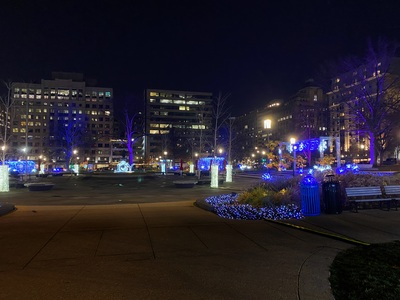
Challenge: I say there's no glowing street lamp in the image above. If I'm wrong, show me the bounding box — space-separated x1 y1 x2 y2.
264 119 272 143
290 138 296 177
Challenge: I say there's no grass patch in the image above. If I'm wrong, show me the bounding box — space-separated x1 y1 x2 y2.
329 241 400 300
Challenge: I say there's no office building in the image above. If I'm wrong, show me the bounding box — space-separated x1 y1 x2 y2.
144 89 213 163
9 72 114 169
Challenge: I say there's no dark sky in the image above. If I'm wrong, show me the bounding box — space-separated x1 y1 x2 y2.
2 0 400 115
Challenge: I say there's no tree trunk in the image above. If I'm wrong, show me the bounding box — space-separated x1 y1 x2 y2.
369 132 377 167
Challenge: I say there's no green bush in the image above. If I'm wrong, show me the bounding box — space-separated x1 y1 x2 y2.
237 177 302 208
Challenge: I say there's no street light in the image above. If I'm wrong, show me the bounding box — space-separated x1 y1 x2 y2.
21 147 27 178
264 119 272 143
290 138 296 177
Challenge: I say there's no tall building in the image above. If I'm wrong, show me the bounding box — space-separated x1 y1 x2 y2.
327 57 400 163
9 72 114 169
277 84 327 142
233 109 260 161
144 89 213 163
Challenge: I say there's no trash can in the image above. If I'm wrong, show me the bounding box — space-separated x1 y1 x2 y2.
322 174 342 214
300 175 320 216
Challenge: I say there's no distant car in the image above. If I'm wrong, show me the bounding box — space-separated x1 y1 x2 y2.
52 168 64 176
383 158 397 165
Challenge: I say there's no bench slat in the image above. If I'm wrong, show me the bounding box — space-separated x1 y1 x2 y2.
345 186 385 212
383 185 400 195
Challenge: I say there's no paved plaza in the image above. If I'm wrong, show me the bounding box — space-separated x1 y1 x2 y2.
0 174 399 299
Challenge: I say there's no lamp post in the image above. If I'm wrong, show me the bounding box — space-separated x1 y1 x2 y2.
162 151 167 175
21 147 27 180
290 138 296 177
264 119 271 144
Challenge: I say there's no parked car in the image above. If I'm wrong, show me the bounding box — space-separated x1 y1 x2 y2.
383 158 397 165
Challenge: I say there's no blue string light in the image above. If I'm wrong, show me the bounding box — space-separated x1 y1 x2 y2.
205 194 303 220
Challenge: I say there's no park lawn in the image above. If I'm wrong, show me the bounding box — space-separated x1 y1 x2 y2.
329 241 400 300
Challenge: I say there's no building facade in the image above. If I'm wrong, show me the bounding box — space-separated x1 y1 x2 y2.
144 89 213 163
9 72 114 169
327 57 400 164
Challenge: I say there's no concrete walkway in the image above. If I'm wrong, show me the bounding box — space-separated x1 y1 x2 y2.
1 174 399 299
0 201 352 300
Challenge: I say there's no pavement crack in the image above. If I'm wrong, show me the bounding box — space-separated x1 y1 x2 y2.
22 206 86 269
224 222 269 252
137 204 156 260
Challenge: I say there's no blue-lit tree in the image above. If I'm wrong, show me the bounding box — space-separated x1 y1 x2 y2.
51 109 90 170
326 38 400 166
121 110 144 165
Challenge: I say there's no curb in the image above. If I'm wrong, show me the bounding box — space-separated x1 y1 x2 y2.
194 199 215 212
0 203 16 217
265 218 370 246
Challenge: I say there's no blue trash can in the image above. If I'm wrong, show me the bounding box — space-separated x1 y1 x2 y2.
300 175 320 216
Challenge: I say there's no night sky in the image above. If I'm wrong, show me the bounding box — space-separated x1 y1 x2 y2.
2 0 400 115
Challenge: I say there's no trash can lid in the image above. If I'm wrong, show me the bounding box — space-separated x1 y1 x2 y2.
301 174 318 186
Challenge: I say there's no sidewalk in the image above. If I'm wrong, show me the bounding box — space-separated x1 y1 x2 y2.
283 209 400 245
1 175 399 299
0 201 350 300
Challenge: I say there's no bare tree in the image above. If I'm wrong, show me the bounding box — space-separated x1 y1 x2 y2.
121 110 143 165
0 81 16 164
51 110 89 170
196 103 209 157
327 38 400 166
213 92 231 158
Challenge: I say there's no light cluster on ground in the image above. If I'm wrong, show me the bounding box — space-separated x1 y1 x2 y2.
205 193 303 220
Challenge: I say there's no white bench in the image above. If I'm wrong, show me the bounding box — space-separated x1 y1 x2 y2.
382 185 400 211
345 186 390 212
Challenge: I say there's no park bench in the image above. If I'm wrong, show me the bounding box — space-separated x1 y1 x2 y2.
345 186 392 213
382 185 400 211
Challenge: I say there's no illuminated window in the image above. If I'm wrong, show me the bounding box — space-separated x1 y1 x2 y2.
149 130 159 134
179 106 190 111
160 99 173 104
187 101 198 105
150 92 159 97
58 89 69 99
174 100 185 104
105 91 111 98
12 128 19 133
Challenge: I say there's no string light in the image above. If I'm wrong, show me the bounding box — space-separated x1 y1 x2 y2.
205 193 303 220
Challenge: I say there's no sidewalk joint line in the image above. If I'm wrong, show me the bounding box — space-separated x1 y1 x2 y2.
22 205 87 269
